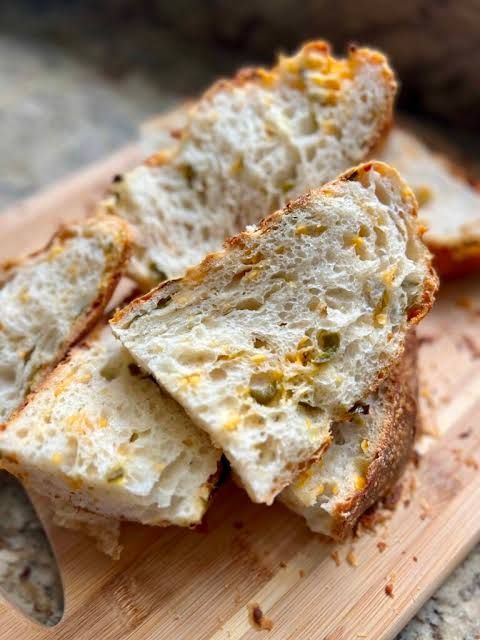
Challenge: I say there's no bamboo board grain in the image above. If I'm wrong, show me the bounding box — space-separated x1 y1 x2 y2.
0 112 479 640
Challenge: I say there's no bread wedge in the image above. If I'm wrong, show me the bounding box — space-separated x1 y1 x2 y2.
103 41 396 288
280 332 417 539
380 128 480 277
0 324 221 533
0 215 131 426
111 162 437 504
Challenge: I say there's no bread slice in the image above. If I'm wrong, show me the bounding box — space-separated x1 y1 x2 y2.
103 41 396 288
380 128 480 277
111 161 437 504
280 332 417 539
0 215 131 426
0 324 221 530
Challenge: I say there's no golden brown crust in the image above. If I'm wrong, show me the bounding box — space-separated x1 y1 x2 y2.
141 41 396 178
0 216 132 429
330 331 418 539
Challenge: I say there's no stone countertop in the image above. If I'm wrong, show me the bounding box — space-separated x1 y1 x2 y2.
0 6 479 636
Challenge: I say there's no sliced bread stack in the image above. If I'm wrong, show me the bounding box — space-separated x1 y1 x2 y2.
0 40 439 549
0 218 221 555
112 162 437 508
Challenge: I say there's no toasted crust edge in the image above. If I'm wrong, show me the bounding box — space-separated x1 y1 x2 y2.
142 42 397 175
329 331 418 540
200 42 396 162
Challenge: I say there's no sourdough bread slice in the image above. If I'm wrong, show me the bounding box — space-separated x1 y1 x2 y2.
379 128 480 277
0 215 131 426
103 41 396 288
0 324 221 529
280 332 417 539
111 162 437 504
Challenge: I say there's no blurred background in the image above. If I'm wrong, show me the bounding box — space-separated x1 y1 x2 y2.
1 0 480 634
1 0 480 209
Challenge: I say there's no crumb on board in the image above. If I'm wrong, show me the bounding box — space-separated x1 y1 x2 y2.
464 456 479 470
419 498 431 520
248 603 274 631
459 429 472 439
385 582 394 598
377 541 387 553
330 550 341 566
346 550 358 567
279 561 287 569
298 569 305 578
413 556 418 562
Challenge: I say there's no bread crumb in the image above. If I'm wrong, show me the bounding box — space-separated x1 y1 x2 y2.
377 541 387 553
459 429 472 439
330 550 341 566
464 456 479 470
279 561 287 569
385 582 394 597
298 569 305 578
346 549 358 567
413 556 418 562
248 603 273 631
419 498 431 520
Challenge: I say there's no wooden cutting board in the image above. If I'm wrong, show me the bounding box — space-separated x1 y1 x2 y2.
0 111 479 640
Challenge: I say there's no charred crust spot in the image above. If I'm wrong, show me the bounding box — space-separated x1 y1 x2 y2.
112 174 123 183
